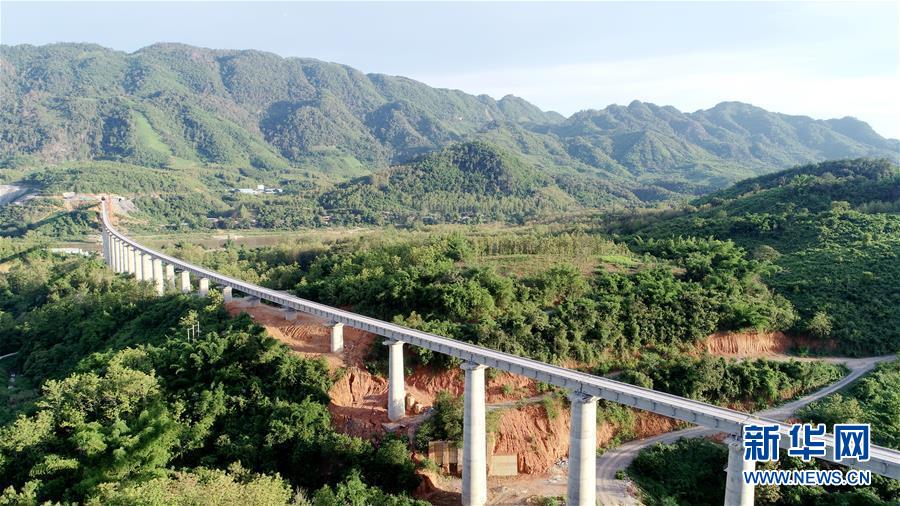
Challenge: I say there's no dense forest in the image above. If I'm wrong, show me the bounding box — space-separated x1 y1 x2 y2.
609 158 900 355
0 250 425 504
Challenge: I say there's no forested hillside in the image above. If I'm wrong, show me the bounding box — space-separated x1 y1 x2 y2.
320 142 640 224
611 158 900 355
2 43 897 199
0 250 426 505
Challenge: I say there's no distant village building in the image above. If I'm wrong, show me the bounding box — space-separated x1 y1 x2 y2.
230 183 283 195
50 247 91 256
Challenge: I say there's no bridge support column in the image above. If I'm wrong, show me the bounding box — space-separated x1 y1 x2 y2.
461 362 488 506
223 286 232 302
129 249 144 281
152 259 164 296
285 309 298 321
724 436 755 506
384 339 405 421
142 254 153 283
101 230 110 265
123 246 133 275
329 322 344 352
119 241 127 273
179 271 191 293
567 392 598 506
134 251 143 280
112 239 121 272
165 264 175 292
105 231 112 266
198 277 209 297
132 248 140 276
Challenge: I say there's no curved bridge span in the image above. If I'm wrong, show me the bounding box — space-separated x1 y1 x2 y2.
98 200 899 505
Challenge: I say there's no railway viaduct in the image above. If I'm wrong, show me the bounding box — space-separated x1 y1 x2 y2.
99 200 900 506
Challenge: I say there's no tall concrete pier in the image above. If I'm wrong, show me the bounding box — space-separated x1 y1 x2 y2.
567 392 598 506
330 322 344 352
112 238 121 272
142 254 153 283
134 251 144 280
725 436 755 506
384 339 405 421
152 258 164 295
179 271 191 293
165 264 176 291
126 246 136 275
461 362 488 506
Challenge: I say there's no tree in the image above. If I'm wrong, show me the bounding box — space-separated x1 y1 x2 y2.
806 311 833 339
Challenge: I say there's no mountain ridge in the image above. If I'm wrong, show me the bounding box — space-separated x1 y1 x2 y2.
2 42 897 196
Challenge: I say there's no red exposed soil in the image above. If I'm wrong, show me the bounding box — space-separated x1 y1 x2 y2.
225 300 544 443
493 404 569 474
702 330 835 357
226 300 390 437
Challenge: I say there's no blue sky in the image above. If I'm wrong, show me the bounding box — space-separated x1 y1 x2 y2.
2 1 898 137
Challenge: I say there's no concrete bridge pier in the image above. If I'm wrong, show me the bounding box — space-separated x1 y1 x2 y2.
198 277 209 297
132 248 141 276
134 251 144 280
179 271 191 293
101 230 110 265
223 286 233 302
113 239 121 272
329 322 344 352
567 392 598 506
724 436 755 506
142 254 153 283
384 339 405 421
121 244 129 274
461 362 488 506
165 265 176 292
112 238 121 272
152 259 164 295
126 246 135 275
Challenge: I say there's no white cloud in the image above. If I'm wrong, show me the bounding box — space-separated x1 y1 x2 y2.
413 50 900 139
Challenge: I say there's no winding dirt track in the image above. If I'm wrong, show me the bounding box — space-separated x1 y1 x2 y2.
594 354 897 505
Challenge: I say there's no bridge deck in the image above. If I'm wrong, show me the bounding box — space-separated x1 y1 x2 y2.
100 202 900 479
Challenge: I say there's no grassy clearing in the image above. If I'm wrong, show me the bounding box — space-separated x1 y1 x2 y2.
132 112 172 156
472 254 599 278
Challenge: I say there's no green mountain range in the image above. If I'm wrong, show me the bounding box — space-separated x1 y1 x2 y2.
2 43 898 196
